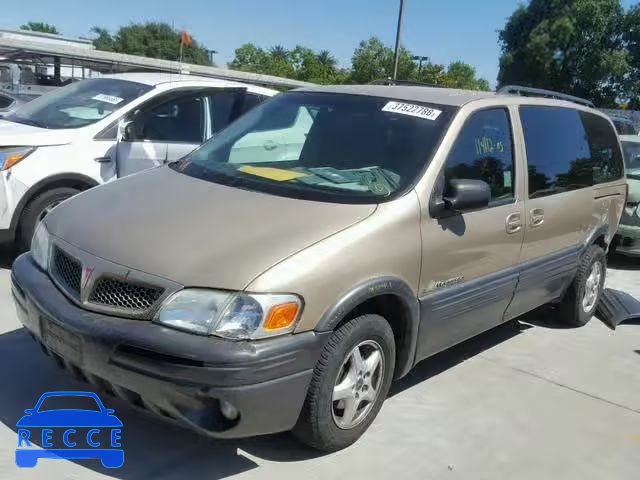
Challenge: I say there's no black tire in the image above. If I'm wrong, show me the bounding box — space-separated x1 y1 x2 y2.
557 245 606 327
293 314 395 451
18 187 80 251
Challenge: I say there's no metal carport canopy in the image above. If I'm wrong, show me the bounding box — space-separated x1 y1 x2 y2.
0 37 313 89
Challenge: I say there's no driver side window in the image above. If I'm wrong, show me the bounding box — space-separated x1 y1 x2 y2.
130 93 205 143
444 108 515 205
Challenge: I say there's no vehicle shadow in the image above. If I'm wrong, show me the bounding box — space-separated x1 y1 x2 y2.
0 320 529 478
389 320 527 397
0 245 18 269
0 328 327 479
608 253 640 271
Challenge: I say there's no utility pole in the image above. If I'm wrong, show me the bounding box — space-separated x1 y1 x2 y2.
392 0 405 81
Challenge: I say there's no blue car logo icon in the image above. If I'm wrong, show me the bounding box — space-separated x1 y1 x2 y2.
16 391 123 468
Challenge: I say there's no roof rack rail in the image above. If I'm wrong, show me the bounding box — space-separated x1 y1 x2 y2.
498 85 594 108
368 78 449 88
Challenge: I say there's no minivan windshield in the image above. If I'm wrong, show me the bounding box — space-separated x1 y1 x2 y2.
5 78 152 129
622 140 640 176
174 92 455 203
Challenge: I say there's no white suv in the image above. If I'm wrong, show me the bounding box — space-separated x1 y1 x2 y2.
0 73 277 248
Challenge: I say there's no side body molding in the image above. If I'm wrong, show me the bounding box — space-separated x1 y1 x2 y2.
316 277 420 379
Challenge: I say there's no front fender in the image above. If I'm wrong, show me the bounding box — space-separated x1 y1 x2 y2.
316 277 419 379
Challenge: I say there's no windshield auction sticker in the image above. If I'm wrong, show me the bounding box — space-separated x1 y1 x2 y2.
91 94 124 105
381 101 442 120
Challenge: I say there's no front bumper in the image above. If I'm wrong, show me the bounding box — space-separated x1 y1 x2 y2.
615 223 640 257
11 254 329 439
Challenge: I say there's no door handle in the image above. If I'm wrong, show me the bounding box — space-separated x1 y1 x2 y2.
263 141 277 151
94 156 112 163
530 208 545 227
505 212 522 234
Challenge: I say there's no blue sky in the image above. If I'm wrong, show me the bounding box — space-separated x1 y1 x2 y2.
4 0 638 85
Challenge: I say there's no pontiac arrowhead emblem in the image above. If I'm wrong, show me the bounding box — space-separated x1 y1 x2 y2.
81 266 95 290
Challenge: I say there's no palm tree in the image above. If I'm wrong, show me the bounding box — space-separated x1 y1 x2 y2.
269 45 289 62
317 50 337 69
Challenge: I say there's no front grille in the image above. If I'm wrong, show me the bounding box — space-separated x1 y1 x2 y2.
88 277 164 312
51 246 82 296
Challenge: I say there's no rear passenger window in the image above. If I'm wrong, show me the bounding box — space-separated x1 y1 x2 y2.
580 112 624 184
520 106 624 198
520 106 591 198
444 108 515 204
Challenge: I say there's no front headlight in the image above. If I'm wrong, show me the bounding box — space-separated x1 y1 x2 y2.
31 223 51 271
0 147 36 171
154 289 302 340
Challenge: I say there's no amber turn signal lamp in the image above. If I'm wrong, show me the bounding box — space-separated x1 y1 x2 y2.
2 152 29 171
263 302 300 331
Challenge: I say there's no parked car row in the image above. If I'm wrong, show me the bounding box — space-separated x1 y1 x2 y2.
11 82 628 451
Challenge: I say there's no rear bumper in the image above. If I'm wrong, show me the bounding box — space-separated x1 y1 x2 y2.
11 254 329 439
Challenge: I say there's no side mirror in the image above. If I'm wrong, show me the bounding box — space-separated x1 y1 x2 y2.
430 179 491 218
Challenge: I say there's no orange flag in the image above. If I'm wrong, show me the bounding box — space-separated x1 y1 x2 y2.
181 31 192 47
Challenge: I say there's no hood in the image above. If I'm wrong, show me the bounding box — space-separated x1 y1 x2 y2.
0 119 74 146
47 167 376 290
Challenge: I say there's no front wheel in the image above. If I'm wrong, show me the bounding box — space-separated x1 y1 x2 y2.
293 314 395 451
18 187 80 251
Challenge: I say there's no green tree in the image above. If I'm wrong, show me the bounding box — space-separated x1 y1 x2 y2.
90 27 114 51
229 43 342 84
228 43 270 73
350 37 415 83
443 61 490 90
622 4 640 106
498 0 630 105
20 22 59 34
91 23 212 66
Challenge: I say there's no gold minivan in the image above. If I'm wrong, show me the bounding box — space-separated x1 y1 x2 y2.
12 85 627 451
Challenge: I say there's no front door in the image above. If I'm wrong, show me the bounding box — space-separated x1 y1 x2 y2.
417 107 525 360
116 90 210 177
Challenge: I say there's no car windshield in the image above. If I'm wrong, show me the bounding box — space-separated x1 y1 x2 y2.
37 395 102 412
622 141 640 175
173 92 455 204
6 78 153 129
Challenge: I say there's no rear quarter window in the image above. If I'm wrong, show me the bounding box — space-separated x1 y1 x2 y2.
520 106 624 198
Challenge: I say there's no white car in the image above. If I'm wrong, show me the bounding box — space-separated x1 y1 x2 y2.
0 73 277 249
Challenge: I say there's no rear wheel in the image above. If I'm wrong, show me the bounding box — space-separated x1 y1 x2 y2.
293 314 395 451
557 245 606 327
18 187 80 251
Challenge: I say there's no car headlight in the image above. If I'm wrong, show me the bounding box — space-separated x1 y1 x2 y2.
154 289 303 340
0 147 36 171
31 223 51 271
